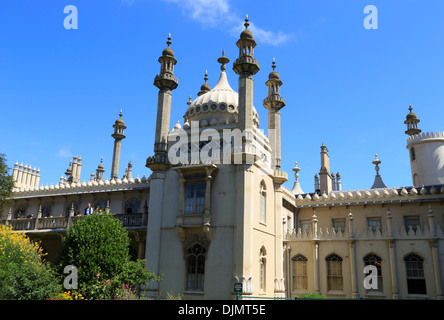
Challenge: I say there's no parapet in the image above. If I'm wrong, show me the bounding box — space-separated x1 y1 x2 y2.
407 131 444 146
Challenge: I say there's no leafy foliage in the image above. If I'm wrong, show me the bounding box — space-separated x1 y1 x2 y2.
56 212 158 299
0 153 14 213
0 224 61 299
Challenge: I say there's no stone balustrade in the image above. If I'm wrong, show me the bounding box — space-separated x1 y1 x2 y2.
1 213 146 232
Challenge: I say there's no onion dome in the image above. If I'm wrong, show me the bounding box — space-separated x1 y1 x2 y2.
183 50 259 127
268 58 280 80
162 33 174 57
115 110 125 125
240 15 253 40
198 71 211 96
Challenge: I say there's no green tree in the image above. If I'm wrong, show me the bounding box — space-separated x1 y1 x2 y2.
55 212 157 299
0 153 14 213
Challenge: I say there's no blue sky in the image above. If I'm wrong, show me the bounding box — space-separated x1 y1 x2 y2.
1 0 444 193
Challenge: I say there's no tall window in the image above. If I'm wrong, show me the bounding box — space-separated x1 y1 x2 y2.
292 254 308 290
363 253 383 292
259 181 266 223
259 247 267 292
185 183 205 214
186 243 206 291
326 253 343 291
405 253 427 295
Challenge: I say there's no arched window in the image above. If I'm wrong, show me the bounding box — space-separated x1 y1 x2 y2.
260 246 267 292
186 243 206 291
363 253 383 292
259 181 266 223
404 253 427 295
326 253 343 291
14 205 26 219
125 199 139 214
292 254 308 290
42 204 51 218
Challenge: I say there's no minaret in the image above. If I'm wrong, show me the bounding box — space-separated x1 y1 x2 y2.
263 58 285 170
146 34 178 171
233 15 260 159
145 34 179 297
319 143 333 194
111 110 126 180
404 104 421 136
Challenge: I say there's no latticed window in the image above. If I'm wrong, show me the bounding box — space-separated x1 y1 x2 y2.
185 183 205 214
326 253 343 291
363 253 383 292
186 243 206 291
292 254 308 290
405 253 426 295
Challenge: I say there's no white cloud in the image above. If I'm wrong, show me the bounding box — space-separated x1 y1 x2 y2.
123 0 293 46
57 146 72 158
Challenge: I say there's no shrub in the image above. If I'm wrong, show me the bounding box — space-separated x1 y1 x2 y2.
55 213 158 299
0 224 61 299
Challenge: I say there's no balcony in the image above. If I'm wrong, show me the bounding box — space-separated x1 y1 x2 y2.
0 213 146 233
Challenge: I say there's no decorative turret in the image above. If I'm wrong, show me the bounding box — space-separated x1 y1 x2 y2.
404 104 421 136
263 58 285 169
111 110 126 180
96 156 105 181
147 34 179 172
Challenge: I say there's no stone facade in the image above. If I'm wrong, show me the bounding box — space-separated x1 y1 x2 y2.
2 17 444 300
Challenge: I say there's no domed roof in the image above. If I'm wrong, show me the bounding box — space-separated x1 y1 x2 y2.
184 70 238 120
183 69 259 127
115 110 125 126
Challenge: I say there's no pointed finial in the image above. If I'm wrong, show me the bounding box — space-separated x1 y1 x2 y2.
167 33 172 47
217 49 230 71
272 58 276 71
373 153 381 175
204 70 208 83
119 109 123 118
244 14 250 29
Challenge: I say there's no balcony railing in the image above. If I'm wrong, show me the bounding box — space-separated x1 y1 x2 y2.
1 213 146 232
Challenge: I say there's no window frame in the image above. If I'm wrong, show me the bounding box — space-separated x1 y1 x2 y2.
184 182 206 214
326 253 344 292
292 254 308 291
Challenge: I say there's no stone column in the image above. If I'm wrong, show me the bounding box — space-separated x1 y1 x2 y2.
386 209 400 299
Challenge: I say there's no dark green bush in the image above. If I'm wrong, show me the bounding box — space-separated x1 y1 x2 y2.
55 213 157 299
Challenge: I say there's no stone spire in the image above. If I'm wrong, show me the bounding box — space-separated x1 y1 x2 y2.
111 110 126 179
147 34 179 172
263 58 285 169
371 153 387 189
404 104 421 136
319 143 333 194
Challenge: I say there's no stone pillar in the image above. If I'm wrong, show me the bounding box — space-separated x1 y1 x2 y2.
386 208 400 299
427 206 444 299
348 209 359 299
